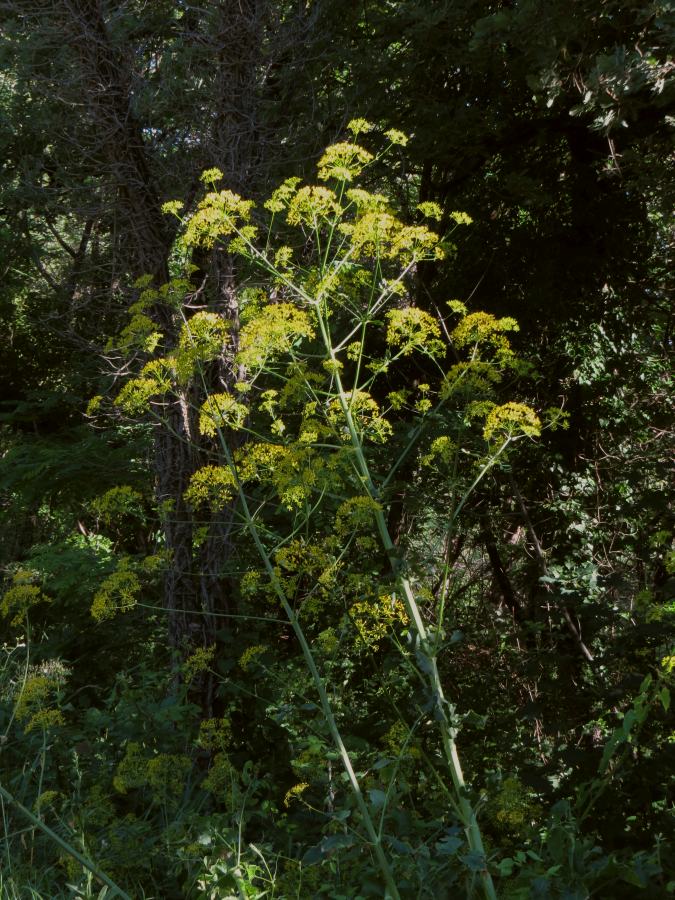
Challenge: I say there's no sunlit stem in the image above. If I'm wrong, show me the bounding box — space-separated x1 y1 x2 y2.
207 423 401 900
313 305 497 900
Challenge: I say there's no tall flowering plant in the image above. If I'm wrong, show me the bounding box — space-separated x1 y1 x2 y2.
109 120 545 897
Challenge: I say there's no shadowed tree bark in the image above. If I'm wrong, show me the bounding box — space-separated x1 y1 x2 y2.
0 0 319 704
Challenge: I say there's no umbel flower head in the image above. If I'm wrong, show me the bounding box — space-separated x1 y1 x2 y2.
317 141 374 182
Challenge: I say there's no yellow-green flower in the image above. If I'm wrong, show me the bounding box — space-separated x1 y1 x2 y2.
384 128 409 146
161 199 185 216
1 575 49 625
286 185 341 226
184 465 238 511
199 167 224 184
349 594 408 649
334 495 381 537
264 177 302 214
237 303 315 370
198 393 249 435
346 118 374 136
386 307 444 358
317 141 374 182
239 644 268 671
483 402 541 442
417 201 443 221
91 566 140 621
283 782 309 808
15 675 64 733
184 644 216 680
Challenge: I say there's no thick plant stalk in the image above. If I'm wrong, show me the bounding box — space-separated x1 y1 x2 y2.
213 435 402 900
317 313 498 900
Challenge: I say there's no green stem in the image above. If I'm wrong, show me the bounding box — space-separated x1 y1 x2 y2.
315 312 497 900
214 437 401 900
0 783 131 900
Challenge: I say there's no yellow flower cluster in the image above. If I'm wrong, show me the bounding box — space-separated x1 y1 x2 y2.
339 212 442 263
384 128 409 146
264 177 302 214
450 311 518 353
91 565 141 621
186 439 330 513
146 754 191 800
183 465 237 511
661 654 675 674
482 402 541 442
115 357 173 416
255 442 326 509
349 594 408 649
118 312 161 353
382 721 421 759
34 790 60 812
489 776 538 835
327 391 393 444
198 393 249 436
15 675 64 733
240 570 267 601
449 210 473 225
114 745 191 801
387 389 409 411
417 201 443 221
236 441 287 481
237 303 315 370
346 188 389 212
200 167 224 185
114 745 192 801
175 311 230 381
286 185 342 226
161 199 184 216
85 394 103 416
347 118 374 137
421 435 457 467
155 276 195 309
1 572 49 625
92 485 144 525
274 539 336 608
317 141 374 182
181 189 254 249
197 717 231 751
113 743 148 794
386 307 444 358
316 627 339 654
183 644 216 680
239 644 268 671
334 495 382 539
283 782 309 808
440 360 502 401
202 752 236 795
274 245 294 272
141 552 168 574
